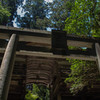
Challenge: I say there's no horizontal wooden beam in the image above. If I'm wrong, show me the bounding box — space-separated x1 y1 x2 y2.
26 79 50 85
67 40 93 48
27 69 52 74
0 33 10 39
0 56 25 62
0 32 96 49
17 50 97 61
27 71 51 76
0 25 51 37
19 35 51 46
0 48 97 61
0 33 93 48
27 75 51 80
27 77 51 82
0 49 25 62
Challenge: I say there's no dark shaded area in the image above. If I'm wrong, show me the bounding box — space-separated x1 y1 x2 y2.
52 30 68 55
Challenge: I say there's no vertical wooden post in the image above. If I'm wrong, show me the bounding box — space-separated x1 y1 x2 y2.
0 34 19 100
95 43 100 73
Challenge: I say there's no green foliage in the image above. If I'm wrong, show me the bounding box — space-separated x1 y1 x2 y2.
0 2 11 25
49 0 75 30
65 59 99 95
25 91 39 100
17 0 48 29
64 0 100 36
64 0 100 94
0 0 24 26
25 84 50 100
37 85 50 100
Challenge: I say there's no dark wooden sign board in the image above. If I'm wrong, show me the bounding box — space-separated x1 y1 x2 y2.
52 30 68 55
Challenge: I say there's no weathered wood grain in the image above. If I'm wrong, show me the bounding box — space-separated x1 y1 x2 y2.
0 34 19 100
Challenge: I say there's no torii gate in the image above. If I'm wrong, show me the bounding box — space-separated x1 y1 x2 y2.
0 25 100 100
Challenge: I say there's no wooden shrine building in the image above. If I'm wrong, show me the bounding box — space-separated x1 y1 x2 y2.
0 25 100 100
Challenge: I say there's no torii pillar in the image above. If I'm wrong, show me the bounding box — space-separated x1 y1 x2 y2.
0 34 19 100
95 43 100 73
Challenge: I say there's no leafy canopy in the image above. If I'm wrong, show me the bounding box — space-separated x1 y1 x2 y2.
64 0 100 37
0 2 11 25
64 0 100 95
65 59 99 95
17 0 49 29
48 0 75 30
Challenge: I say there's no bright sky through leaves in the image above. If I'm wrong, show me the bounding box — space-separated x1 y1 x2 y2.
13 0 53 27
45 0 53 2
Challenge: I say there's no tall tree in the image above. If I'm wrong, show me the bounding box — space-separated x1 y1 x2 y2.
48 0 75 30
17 0 49 29
0 2 11 25
0 0 24 26
8 0 24 26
